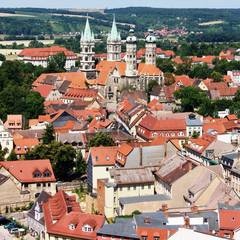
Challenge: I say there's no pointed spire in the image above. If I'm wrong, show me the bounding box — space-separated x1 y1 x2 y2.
81 16 94 42
108 14 121 42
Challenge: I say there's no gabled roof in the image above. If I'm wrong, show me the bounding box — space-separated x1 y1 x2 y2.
0 159 56 183
34 84 54 98
43 190 104 239
89 146 118 166
33 72 87 89
139 115 186 131
19 46 77 58
138 63 162 76
14 138 40 155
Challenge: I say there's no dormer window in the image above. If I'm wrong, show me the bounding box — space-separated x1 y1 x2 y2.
43 170 51 177
82 224 93 232
68 223 76 230
33 170 42 178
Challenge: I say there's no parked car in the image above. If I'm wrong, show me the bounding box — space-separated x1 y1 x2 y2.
10 228 19 234
4 222 17 230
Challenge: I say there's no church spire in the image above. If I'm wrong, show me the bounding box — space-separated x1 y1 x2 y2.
108 15 121 42
81 16 94 43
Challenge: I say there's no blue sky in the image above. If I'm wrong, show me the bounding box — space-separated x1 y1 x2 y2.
0 0 240 9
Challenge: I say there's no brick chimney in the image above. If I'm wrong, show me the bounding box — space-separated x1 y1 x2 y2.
162 204 169 217
184 216 190 228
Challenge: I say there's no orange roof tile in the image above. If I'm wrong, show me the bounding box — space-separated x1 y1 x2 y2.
219 209 240 230
138 63 162 76
33 72 87 89
192 56 216 64
0 159 56 183
19 46 77 58
34 84 54 98
14 138 39 155
118 143 133 156
89 146 118 166
148 99 164 111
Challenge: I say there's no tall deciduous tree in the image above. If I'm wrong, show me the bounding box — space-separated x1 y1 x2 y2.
42 124 55 144
88 132 115 147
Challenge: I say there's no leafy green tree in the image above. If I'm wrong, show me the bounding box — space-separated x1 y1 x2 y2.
7 150 18 161
29 40 44 48
210 71 223 82
42 124 55 144
88 132 115 147
0 144 8 160
174 86 208 112
156 59 174 73
27 142 76 181
147 80 159 94
46 52 66 72
0 54 6 62
175 63 191 76
189 63 211 79
164 72 175 86
75 151 87 177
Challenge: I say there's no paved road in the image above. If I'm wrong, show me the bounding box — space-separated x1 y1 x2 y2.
0 226 14 240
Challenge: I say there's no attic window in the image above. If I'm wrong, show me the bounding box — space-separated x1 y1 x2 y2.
82 224 93 232
43 170 51 177
33 170 42 178
68 223 76 230
106 156 110 161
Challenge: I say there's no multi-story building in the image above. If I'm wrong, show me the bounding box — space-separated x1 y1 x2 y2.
18 46 77 70
0 160 56 213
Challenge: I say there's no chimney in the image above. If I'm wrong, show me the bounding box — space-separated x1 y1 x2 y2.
140 145 143 166
162 204 169 217
184 216 190 228
164 142 167 158
187 161 193 172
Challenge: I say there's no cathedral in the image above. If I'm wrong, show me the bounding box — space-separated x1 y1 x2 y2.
79 16 164 103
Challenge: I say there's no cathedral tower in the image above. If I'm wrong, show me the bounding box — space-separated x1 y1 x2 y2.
80 17 95 73
145 29 157 66
125 29 137 77
107 15 121 62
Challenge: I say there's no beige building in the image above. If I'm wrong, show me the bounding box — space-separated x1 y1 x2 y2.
119 165 240 216
0 160 56 213
97 167 155 218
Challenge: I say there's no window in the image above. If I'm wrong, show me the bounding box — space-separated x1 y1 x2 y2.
43 183 46 187
154 237 160 240
133 186 136 190
148 185 151 189
33 170 42 178
43 170 51 177
127 186 130 190
36 183 41 187
141 185 144 189
24 183 28 188
142 236 147 240
119 187 122 191
48 183 51 187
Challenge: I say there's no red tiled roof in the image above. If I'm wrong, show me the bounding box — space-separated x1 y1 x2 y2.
172 56 184 64
33 72 87 89
0 159 56 183
19 46 77 58
219 209 240 231
14 138 40 155
148 99 164 111
191 56 216 64
63 88 99 100
139 115 186 131
89 146 118 166
118 143 133 156
42 190 104 239
138 63 162 76
226 114 238 121
174 75 193 87
34 84 54 98
88 118 112 131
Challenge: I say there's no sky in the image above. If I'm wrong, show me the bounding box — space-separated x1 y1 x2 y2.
0 0 240 9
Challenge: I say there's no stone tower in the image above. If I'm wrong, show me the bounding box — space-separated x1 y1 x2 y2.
80 17 95 73
107 15 121 62
125 29 138 77
145 29 157 66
